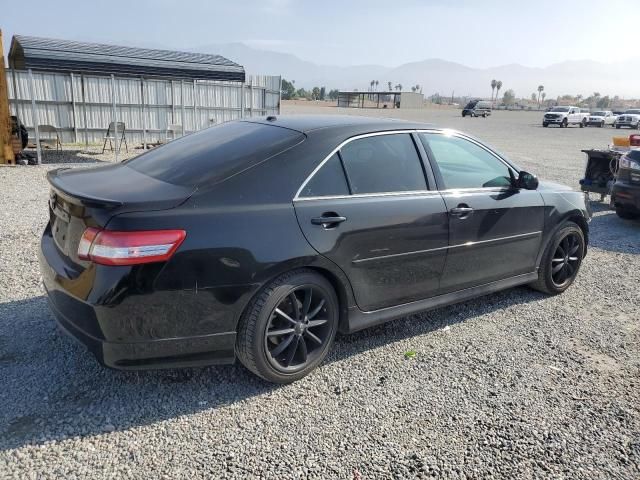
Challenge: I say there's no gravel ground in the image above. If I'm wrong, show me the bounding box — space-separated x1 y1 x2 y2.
0 108 639 479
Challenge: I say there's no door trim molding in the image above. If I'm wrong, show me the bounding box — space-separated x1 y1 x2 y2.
344 271 539 333
351 231 542 265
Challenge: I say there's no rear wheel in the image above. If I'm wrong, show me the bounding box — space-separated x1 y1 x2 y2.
236 269 339 384
530 222 585 295
580 118 586 128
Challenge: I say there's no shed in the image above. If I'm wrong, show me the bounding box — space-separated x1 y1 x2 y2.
8 35 245 82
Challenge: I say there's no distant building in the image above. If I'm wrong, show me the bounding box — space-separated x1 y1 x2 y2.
337 91 424 109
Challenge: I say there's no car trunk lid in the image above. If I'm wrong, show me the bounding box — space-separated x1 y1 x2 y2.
47 164 195 264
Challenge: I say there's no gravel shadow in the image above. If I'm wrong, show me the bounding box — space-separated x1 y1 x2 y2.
0 286 544 451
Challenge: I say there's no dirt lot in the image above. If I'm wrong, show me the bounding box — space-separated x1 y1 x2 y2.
0 106 639 479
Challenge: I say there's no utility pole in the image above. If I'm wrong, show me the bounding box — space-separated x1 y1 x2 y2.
0 29 15 164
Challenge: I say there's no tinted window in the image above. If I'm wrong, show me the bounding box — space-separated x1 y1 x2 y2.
300 153 349 197
339 134 426 194
420 134 512 189
126 121 304 186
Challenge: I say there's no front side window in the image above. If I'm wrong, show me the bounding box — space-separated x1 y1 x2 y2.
299 153 349 198
339 134 427 194
420 134 512 190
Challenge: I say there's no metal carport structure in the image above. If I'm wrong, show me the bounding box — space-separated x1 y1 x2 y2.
8 35 245 82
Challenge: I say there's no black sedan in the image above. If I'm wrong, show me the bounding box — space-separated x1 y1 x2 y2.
39 115 591 383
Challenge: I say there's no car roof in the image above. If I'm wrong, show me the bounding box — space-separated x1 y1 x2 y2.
242 115 434 134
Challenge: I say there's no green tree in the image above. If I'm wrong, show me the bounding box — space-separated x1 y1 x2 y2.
387 81 392 91
281 78 296 100
597 95 610 108
328 89 340 100
319 86 326 100
502 89 516 106
312 87 321 100
491 79 497 102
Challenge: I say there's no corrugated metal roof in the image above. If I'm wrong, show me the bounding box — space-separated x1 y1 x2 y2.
9 35 245 82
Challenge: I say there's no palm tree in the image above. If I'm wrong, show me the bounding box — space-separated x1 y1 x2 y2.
491 79 497 102
375 80 379 91
411 86 417 93
537 85 544 108
541 92 546 105
387 81 392 91
398 84 403 91
495 81 502 104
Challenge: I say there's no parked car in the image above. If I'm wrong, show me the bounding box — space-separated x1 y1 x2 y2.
39 116 591 383
587 111 616 127
611 149 640 219
462 100 492 117
543 106 589 127
615 109 640 129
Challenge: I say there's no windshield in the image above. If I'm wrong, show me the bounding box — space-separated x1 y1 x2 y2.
549 107 570 112
591 112 605 116
126 121 305 187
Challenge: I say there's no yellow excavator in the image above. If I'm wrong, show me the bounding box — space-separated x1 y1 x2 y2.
1 29 17 165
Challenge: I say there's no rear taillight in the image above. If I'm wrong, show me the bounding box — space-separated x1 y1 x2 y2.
78 228 186 266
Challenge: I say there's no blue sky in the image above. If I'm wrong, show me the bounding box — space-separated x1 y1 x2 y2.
3 0 639 68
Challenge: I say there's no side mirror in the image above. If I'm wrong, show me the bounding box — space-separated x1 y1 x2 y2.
517 171 539 190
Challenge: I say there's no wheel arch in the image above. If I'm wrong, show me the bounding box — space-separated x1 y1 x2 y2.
234 258 357 334
536 210 589 268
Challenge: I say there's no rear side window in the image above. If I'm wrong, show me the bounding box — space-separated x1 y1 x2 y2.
339 134 427 194
125 121 304 186
299 153 349 197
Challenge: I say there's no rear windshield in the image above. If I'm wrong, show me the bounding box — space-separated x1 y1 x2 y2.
125 121 304 186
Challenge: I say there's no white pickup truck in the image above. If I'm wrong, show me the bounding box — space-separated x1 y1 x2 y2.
543 106 590 128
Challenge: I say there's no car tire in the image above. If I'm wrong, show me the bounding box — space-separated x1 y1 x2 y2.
616 125 621 129
543 122 548 127
562 119 568 128
600 121 604 128
579 119 585 128
530 222 585 295
236 269 339 384
615 206 639 220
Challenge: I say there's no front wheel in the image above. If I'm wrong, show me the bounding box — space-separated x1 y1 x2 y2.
616 125 621 129
530 222 585 295
236 269 339 384
543 122 549 127
600 121 604 128
562 119 568 128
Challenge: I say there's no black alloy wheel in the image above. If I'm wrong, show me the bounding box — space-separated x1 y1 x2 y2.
264 285 332 372
550 233 582 288
530 222 585 295
236 269 338 383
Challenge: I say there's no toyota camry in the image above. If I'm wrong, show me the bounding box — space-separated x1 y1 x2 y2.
39 115 591 383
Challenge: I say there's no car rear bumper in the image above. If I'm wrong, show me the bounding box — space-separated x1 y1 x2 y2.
39 228 239 369
612 181 640 213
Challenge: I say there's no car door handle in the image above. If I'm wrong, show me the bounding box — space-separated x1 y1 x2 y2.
450 206 474 217
311 215 347 227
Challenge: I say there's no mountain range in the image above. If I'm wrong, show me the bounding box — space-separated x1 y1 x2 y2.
195 42 640 99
